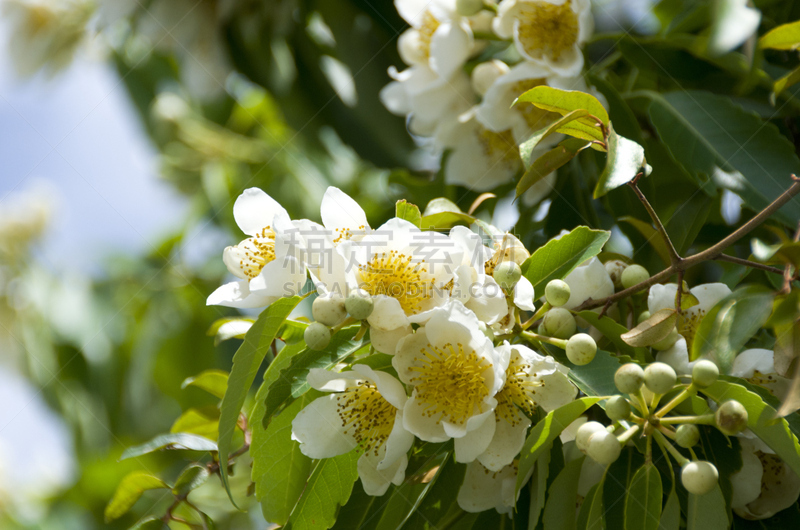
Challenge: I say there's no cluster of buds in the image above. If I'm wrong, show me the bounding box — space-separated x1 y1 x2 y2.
577 359 749 496
304 290 375 350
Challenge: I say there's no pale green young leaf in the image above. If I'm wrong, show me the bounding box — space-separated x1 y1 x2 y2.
105 472 169 522
395 199 422 227
519 109 591 161
182 369 229 399
594 124 647 199
760 20 800 50
515 86 609 126
170 409 218 440
774 66 800 97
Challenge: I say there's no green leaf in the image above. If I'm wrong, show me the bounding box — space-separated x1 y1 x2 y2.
170 409 218 440
690 285 773 371
529 443 553 530
404 452 467 529
542 456 584 530
252 388 316 526
105 472 169 522
517 397 603 494
517 138 590 199
644 90 800 225
621 309 678 348
280 319 309 344
594 124 647 198
701 380 800 478
686 485 728 530
618 216 672 267
578 311 644 358
516 86 609 128
760 20 800 50
658 489 680 530
120 433 218 460
287 450 360 530
263 326 364 425
520 109 591 158
218 295 304 505
396 199 422 227
559 348 623 398
577 476 606 530
129 516 167 529
774 66 800 97
664 191 713 256
182 369 229 399
520 226 611 299
172 464 210 498
624 464 662 530
604 448 645 530
419 211 475 231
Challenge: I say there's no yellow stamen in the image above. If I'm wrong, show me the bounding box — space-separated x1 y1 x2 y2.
358 251 434 314
231 226 276 279
335 381 396 456
417 11 440 59
496 356 544 426
516 1 579 62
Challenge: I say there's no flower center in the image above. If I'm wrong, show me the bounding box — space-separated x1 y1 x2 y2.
225 226 276 279
496 356 544 426
747 370 778 394
512 79 561 130
477 128 520 169
409 343 492 426
358 251 433 314
335 381 396 456
333 225 367 244
417 11 440 59
516 1 578 62
677 309 706 352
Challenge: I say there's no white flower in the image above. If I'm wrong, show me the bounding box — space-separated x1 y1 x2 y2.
481 227 537 313
476 343 576 471
207 188 307 309
731 438 800 520
493 0 593 76
346 218 463 353
291 364 415 496
561 257 615 310
457 460 518 514
648 282 731 351
393 301 509 457
730 349 790 399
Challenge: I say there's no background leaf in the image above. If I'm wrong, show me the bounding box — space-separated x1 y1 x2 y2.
624 463 663 530
105 472 168 522
287 450 360 530
120 433 218 460
542 456 584 530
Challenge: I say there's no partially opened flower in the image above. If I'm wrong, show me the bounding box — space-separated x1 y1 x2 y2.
457 460 518 515
291 364 415 496
731 438 800 520
393 301 508 458
480 226 537 313
207 188 307 308
476 343 576 471
730 349 790 399
648 282 732 351
561 257 614 310
493 0 593 76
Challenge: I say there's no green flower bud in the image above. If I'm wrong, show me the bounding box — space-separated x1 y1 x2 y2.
644 362 677 395
566 333 597 365
587 430 622 465
456 0 484 16
691 360 719 388
681 461 718 495
542 307 577 339
605 396 631 422
651 328 680 351
493 261 522 290
675 424 700 448
637 311 651 324
576 421 606 454
312 294 347 326
345 289 374 320
304 322 332 351
545 279 571 307
621 264 650 289
615 363 645 394
715 400 748 436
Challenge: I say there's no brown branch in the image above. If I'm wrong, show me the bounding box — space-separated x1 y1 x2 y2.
629 177 682 265
714 254 784 275
576 178 800 311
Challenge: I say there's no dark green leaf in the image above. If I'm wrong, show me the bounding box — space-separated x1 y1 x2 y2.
172 464 210 498
120 433 218 460
520 226 611 299
658 489 680 530
663 192 713 255
520 109 591 159
517 397 602 494
287 450 360 530
619 216 672 267
577 477 606 530
105 472 169 522
404 452 467 529
560 348 623 398
686 485 728 530
774 67 800 97
542 456 584 530
218 295 304 505
396 200 422 227
578 310 645 358
182 369 229 399
690 285 774 371
517 138 590 198
594 124 647 199
604 448 645 530
624 464 663 530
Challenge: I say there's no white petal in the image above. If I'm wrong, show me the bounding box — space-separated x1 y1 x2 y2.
305 368 355 392
367 295 410 331
577 457 606 497
478 416 530 472
403 394 450 442
394 0 433 25
424 300 480 348
370 324 413 355
455 413 497 463
563 258 614 309
380 411 415 470
358 451 408 496
321 187 369 232
291 395 357 459
513 276 536 311
394 328 431 385
352 364 409 410
379 80 410 116
444 400 496 439
648 283 678 313
690 283 732 312
457 461 515 513
206 280 276 308
537 369 578 411
466 277 508 326
731 349 775 379
233 188 288 236
249 256 308 298
730 440 763 509
655 338 692 376
429 20 473 80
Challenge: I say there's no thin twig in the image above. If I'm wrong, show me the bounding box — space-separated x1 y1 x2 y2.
629 177 682 265
714 254 784 275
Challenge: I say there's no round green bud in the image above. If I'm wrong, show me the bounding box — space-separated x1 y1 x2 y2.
681 461 718 495
644 362 677 395
576 421 606 453
587 430 622 465
605 260 628 288
312 294 347 326
345 289 374 320
545 279 571 307
542 307 577 339
566 333 597 365
493 261 522 290
651 327 680 351
456 0 484 16
615 363 645 394
304 322 332 351
715 400 748 436
621 264 650 289
692 360 719 388
605 396 631 422
637 311 651 324
675 424 700 448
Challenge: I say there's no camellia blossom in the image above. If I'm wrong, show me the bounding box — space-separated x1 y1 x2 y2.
291 364 415 496
457 460 519 514
207 188 307 308
493 0 593 77
475 343 576 471
731 438 800 520
393 301 508 460
648 282 732 352
561 257 615 310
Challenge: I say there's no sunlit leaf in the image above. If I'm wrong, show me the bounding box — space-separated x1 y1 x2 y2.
105 472 169 522
686 485 728 530
287 450 360 530
594 124 647 199
120 433 218 460
519 109 591 157
515 86 609 126
170 408 219 440
395 199 421 227
182 369 229 399
760 20 800 50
